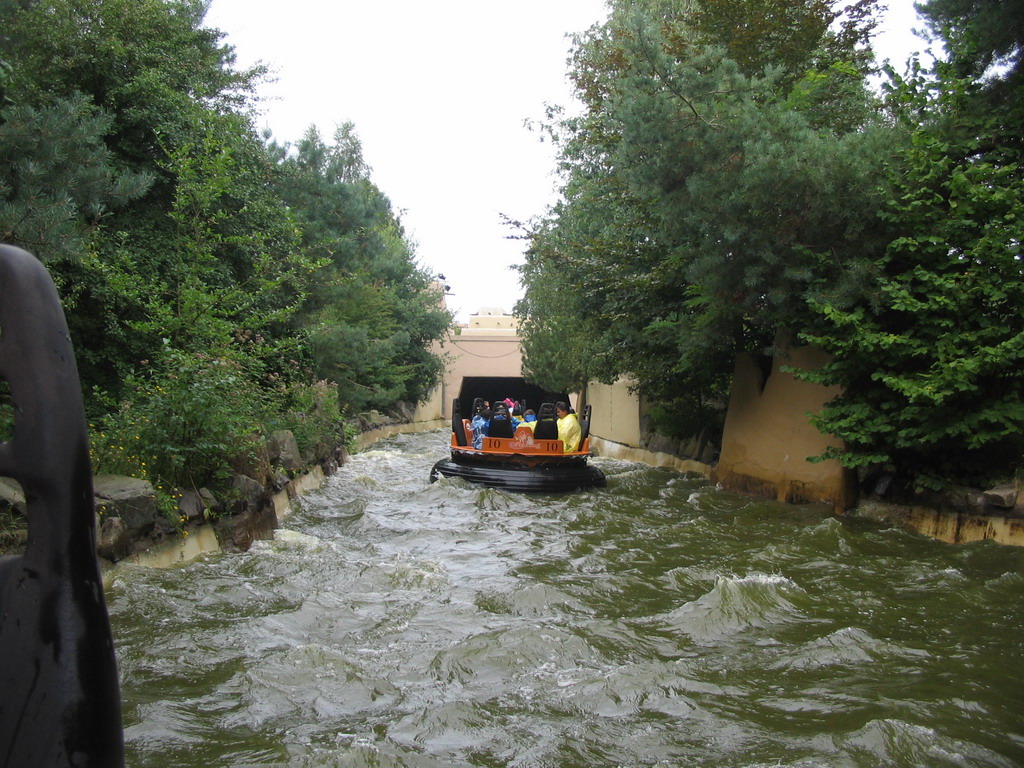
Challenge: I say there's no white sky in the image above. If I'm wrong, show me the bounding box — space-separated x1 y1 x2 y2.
204 0 931 323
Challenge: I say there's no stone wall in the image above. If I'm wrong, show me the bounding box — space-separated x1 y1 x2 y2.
91 435 348 566
0 426 353 571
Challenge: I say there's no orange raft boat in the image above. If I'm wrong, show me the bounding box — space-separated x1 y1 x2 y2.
429 400 607 493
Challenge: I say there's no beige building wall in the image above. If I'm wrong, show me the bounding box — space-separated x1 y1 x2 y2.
418 307 523 420
413 305 521 422
712 345 856 511
417 302 852 511
442 332 523 413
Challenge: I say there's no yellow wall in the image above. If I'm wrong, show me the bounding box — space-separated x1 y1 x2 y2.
412 383 445 422
467 307 520 331
712 346 856 511
414 325 1024 542
421 307 853 510
856 501 1024 547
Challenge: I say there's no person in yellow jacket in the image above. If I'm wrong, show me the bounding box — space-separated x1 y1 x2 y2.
555 401 581 453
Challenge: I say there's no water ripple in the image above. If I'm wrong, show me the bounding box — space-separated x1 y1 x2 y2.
663 572 811 641
109 430 1024 767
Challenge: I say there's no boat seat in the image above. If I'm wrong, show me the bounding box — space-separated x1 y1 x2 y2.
452 398 468 446
488 414 514 438
533 402 558 440
578 404 592 449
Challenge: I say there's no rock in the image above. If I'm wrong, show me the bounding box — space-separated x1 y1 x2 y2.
222 503 276 552
96 516 130 562
389 401 416 423
0 476 26 515
93 474 159 536
231 473 265 513
229 434 272 486
271 468 290 491
178 490 208 522
358 410 391 432
215 480 277 553
199 487 219 512
637 412 652 437
983 484 1018 509
873 472 895 496
269 430 303 473
646 433 679 456
335 445 349 466
700 442 719 465
936 485 988 516
306 432 341 465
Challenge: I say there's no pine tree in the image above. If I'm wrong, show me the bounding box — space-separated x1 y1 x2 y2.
0 94 151 262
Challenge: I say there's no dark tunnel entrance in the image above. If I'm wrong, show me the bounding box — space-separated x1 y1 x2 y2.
457 377 568 418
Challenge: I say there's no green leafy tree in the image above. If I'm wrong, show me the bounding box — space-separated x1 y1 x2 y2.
2 0 291 402
0 94 152 261
519 0 895 438
277 125 451 413
52 110 319 412
3 0 263 174
2 0 362 496
793 8 1024 489
916 0 1024 81
93 345 271 490
915 0 1023 174
1 0 450 500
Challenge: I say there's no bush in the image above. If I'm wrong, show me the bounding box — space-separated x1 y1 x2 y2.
270 378 346 461
92 346 270 491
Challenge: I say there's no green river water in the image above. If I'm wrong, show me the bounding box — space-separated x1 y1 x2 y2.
108 430 1024 767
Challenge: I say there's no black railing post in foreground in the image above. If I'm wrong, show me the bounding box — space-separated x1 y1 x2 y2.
0 245 124 767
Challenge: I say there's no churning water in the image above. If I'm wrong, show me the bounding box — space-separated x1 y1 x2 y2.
108 430 1024 767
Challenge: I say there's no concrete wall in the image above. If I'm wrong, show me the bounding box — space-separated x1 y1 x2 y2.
584 378 711 477
587 378 644 448
413 305 522 422
413 381 445 422
854 501 1024 547
712 345 856 511
467 307 519 331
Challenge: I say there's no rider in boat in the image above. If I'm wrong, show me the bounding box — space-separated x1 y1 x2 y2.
555 401 582 453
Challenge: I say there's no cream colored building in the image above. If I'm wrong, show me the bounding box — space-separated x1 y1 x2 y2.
465 307 519 333
414 307 527 421
413 306 577 421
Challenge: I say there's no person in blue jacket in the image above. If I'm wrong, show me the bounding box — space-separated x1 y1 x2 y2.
471 408 490 449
